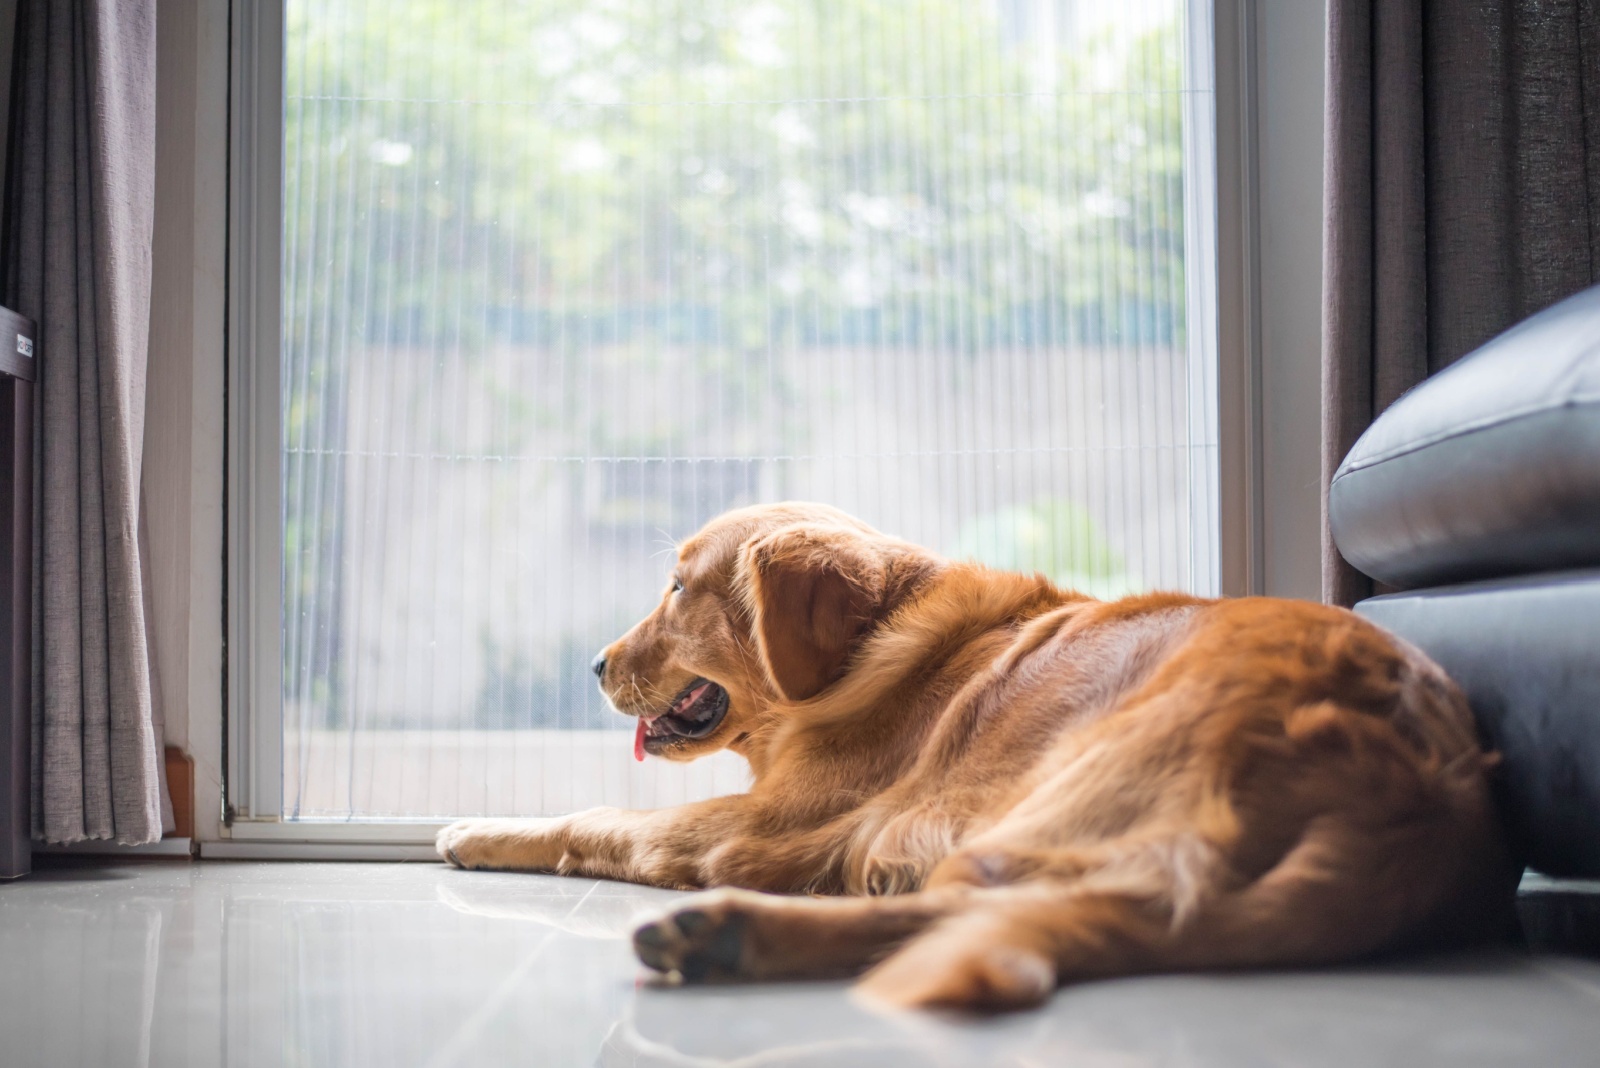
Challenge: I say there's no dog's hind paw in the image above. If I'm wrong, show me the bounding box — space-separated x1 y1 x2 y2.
632 889 762 982
854 924 1055 1013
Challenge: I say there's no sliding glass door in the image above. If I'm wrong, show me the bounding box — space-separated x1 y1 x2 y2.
234 0 1220 823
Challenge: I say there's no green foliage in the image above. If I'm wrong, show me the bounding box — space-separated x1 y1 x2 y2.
951 497 1137 599
283 0 1187 356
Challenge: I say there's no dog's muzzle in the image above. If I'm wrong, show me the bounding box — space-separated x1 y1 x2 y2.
633 679 730 760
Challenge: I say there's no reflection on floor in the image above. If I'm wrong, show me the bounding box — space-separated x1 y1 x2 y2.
2 859 1598 1067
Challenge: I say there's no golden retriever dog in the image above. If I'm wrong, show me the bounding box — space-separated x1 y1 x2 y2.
437 502 1511 1011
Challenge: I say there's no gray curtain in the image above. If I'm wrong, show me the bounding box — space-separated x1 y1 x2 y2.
1322 0 1600 606
2 1 160 843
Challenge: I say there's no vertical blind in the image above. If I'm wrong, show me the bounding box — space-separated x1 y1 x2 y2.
280 0 1216 819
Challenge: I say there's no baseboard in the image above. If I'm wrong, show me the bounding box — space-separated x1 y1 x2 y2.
200 840 440 861
35 834 440 862
35 837 196 858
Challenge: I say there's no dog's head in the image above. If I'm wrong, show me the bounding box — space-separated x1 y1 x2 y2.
594 502 938 761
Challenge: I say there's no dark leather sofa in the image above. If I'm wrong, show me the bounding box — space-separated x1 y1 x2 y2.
1330 283 1600 877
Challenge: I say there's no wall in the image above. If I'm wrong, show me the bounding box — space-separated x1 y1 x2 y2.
144 0 228 840
1255 2 1326 600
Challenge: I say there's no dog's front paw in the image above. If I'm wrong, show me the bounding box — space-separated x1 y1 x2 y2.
632 889 763 982
436 818 562 871
436 820 489 869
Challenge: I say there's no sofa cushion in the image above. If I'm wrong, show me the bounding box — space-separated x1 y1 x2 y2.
1330 283 1600 589
1356 571 1600 877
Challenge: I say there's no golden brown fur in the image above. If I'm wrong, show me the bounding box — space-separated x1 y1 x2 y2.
437 503 1512 1011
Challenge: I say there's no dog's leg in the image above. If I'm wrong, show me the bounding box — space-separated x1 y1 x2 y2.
437 799 749 887
625 873 1190 1005
852 886 1157 1011
436 798 855 891
631 886 973 981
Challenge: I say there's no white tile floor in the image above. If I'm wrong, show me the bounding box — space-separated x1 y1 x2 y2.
2 860 1599 1067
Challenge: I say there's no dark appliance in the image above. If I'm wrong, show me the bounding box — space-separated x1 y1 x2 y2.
0 304 33 879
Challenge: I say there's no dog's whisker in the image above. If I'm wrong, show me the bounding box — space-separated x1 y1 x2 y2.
649 529 682 561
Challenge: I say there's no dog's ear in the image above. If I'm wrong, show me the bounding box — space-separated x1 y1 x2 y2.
741 525 885 702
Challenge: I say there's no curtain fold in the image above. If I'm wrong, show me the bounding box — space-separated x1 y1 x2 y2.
2 0 160 844
1321 0 1600 606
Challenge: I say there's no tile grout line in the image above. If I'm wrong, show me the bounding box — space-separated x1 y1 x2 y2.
421 879 603 1068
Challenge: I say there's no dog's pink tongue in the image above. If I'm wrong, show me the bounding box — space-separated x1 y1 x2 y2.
634 717 647 762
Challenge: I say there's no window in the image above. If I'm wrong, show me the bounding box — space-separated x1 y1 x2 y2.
232 0 1219 824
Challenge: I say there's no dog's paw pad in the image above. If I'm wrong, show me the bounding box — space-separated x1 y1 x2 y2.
632 920 674 970
632 898 749 982
673 908 714 937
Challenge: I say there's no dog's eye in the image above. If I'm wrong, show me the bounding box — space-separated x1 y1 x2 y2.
671 575 684 594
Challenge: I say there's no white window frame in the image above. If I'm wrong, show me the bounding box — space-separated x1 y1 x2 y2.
219 0 1311 854
225 0 285 835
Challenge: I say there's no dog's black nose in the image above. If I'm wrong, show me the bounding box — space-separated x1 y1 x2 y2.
590 652 608 681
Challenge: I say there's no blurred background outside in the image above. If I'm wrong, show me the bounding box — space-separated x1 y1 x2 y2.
279 0 1215 817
